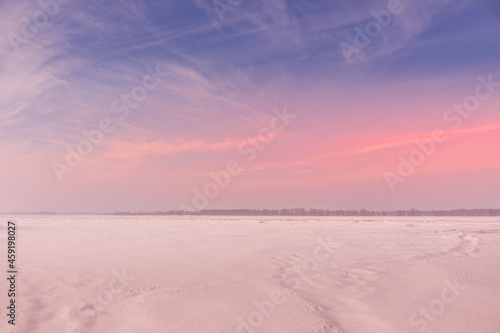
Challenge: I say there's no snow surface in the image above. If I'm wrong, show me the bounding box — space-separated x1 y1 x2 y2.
1 215 499 333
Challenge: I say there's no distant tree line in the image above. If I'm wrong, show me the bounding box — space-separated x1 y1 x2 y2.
113 208 500 216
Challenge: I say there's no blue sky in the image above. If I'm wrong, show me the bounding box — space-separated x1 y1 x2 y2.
1 0 500 212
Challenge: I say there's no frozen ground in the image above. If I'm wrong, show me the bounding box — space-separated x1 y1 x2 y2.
1 215 499 333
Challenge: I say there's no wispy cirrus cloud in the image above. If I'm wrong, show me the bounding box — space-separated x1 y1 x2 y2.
1 0 500 211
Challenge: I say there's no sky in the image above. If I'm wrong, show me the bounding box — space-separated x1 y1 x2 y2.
1 0 499 212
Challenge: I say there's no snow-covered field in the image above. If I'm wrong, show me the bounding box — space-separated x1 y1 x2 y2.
1 216 499 333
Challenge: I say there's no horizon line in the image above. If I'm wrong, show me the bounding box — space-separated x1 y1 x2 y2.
2 208 500 217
